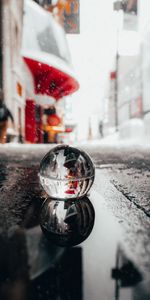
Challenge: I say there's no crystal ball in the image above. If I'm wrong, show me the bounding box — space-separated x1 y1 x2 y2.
39 145 95 199
40 197 95 247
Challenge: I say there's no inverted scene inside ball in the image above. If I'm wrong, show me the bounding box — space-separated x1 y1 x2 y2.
39 145 95 200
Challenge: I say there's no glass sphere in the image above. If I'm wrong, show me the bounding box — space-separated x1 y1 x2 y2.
40 197 95 247
39 145 95 199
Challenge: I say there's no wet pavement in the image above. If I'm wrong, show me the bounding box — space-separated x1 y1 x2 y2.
0 144 150 300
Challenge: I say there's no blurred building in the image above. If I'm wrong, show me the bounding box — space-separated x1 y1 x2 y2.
117 0 144 140
104 0 150 141
1 0 25 142
139 0 150 139
104 0 145 140
104 71 116 136
0 3 2 91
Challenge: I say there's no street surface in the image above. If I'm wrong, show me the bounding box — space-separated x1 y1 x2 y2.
87 143 150 277
0 143 150 300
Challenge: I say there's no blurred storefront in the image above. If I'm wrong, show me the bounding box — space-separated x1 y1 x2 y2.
22 0 79 143
0 0 79 144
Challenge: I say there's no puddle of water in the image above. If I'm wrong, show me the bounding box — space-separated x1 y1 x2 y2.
83 190 132 300
0 187 147 300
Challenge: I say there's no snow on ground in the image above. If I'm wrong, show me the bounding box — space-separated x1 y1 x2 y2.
1 132 150 162
78 132 150 151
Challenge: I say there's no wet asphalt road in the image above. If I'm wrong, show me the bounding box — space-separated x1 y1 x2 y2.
0 143 150 299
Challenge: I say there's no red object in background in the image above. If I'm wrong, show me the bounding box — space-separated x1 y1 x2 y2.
47 114 61 126
65 127 73 133
110 71 116 80
25 99 36 143
23 57 79 100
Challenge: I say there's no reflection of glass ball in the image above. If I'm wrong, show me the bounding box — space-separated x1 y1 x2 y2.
39 145 95 199
40 197 95 247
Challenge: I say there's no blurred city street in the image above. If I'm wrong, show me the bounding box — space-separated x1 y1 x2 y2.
1 0 150 144
0 0 150 299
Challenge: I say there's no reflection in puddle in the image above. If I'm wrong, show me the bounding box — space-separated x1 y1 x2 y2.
112 245 142 300
0 189 148 300
39 197 95 247
82 191 147 300
31 247 83 300
0 225 144 300
0 226 82 300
